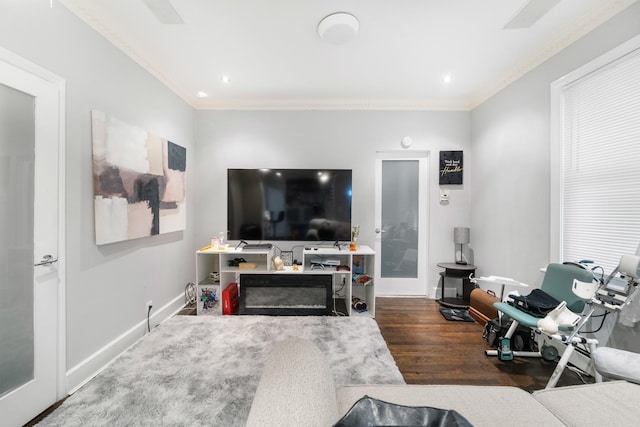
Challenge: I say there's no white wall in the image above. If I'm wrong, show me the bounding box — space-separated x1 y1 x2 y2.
0 3 196 389
195 110 471 296
470 2 640 289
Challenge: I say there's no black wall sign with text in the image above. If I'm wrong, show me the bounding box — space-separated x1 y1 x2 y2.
439 151 463 185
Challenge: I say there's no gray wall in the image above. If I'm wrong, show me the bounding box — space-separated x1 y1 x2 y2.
0 2 196 379
470 2 640 350
470 2 640 288
195 110 471 296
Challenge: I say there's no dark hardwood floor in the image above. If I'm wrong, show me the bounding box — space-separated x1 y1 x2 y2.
375 297 593 391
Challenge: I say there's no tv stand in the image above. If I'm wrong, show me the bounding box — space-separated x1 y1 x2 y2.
195 245 375 317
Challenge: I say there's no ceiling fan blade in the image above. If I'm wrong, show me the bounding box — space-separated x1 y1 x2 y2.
142 0 184 24
503 0 561 29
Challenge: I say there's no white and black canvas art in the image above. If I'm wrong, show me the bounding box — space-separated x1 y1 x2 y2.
91 110 186 245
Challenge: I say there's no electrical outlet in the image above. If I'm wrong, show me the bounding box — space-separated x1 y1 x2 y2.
146 300 153 309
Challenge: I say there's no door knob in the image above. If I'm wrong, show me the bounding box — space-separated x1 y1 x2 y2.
35 254 58 267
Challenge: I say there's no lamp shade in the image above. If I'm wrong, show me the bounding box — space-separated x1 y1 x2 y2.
453 227 470 244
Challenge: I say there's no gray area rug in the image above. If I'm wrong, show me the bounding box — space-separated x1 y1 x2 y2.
39 315 404 426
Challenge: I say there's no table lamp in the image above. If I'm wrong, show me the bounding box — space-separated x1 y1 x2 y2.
454 227 470 265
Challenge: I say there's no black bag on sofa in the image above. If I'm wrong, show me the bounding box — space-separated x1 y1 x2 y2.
508 289 560 318
333 395 473 427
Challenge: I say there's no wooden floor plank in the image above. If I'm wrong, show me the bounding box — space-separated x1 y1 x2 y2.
375 297 594 391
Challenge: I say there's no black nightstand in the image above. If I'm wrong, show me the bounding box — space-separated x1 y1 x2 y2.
437 262 476 308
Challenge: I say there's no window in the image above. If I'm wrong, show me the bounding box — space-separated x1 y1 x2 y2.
551 36 640 274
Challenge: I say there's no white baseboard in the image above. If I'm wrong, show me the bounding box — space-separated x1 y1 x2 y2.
65 293 186 393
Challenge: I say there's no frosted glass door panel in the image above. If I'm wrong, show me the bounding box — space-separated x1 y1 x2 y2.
381 160 419 278
0 83 35 397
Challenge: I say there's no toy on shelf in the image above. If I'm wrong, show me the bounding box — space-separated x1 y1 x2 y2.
352 297 367 312
352 255 364 274
353 274 372 286
200 288 218 310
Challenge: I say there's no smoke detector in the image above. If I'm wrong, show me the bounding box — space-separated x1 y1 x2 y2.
318 12 359 45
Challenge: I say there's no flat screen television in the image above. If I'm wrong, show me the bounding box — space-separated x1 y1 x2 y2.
227 169 352 241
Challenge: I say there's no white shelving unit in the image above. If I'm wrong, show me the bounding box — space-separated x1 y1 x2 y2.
195 245 375 317
301 246 376 317
195 247 272 315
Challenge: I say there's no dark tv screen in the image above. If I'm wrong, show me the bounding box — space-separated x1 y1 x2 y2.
227 169 352 241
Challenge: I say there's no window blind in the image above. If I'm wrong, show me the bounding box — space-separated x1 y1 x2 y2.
561 48 640 274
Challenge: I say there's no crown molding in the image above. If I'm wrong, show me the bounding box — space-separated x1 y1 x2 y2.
193 97 472 111
60 0 637 112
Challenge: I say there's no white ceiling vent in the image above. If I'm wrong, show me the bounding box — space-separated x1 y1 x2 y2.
503 0 561 29
143 0 184 24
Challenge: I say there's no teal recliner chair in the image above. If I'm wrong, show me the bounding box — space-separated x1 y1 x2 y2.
485 263 595 362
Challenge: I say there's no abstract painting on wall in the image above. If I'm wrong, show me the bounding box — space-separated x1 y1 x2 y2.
91 110 186 245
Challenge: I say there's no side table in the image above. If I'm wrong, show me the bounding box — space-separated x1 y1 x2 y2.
437 262 477 308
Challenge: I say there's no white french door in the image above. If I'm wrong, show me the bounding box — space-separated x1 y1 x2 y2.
374 151 429 295
0 49 64 426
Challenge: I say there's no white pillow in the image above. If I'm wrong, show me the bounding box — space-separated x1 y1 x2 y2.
593 347 640 384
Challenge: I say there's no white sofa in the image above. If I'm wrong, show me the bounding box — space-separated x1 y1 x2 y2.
246 338 640 426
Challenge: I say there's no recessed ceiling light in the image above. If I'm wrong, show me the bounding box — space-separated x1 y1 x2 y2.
196 91 208 98
443 74 453 84
221 75 231 84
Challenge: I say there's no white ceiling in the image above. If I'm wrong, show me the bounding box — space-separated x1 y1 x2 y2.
59 0 636 110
